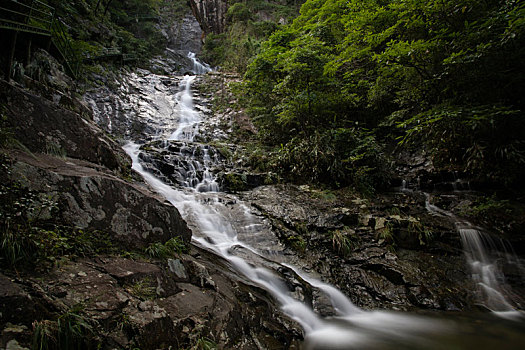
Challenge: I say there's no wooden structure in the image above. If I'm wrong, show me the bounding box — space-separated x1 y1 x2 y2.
0 0 79 80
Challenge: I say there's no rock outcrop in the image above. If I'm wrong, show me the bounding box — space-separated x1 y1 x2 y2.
0 248 302 349
0 80 129 176
166 14 204 53
0 71 301 348
9 151 191 248
243 184 474 311
189 0 228 35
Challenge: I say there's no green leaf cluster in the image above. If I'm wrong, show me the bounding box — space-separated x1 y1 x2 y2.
202 0 303 72
243 0 525 189
32 304 99 350
145 236 189 259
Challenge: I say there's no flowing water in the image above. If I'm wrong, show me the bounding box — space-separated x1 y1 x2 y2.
424 193 524 317
88 53 525 348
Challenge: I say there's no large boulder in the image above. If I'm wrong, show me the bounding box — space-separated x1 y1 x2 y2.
9 152 191 248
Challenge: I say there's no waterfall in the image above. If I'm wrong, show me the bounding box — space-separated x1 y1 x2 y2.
120 72 469 349
425 194 522 316
458 223 520 315
82 57 525 346
187 51 212 74
168 75 200 141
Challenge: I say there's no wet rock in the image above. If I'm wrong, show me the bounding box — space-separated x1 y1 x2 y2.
245 185 345 232
1 247 303 349
9 153 191 249
1 80 130 176
5 339 28 350
168 258 189 280
245 184 474 311
166 14 203 54
0 274 49 329
124 300 175 349
188 260 216 290
84 70 183 141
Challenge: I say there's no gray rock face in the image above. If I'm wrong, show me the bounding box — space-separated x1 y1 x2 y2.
244 184 474 311
9 152 191 249
1 80 129 176
166 14 204 53
189 0 228 34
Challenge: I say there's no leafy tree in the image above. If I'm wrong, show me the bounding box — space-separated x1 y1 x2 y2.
242 0 525 190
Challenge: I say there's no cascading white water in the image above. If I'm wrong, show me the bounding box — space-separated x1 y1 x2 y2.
425 194 522 316
458 224 518 315
187 51 212 74
120 72 472 349
169 75 200 141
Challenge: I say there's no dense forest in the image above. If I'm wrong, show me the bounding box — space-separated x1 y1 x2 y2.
223 0 525 194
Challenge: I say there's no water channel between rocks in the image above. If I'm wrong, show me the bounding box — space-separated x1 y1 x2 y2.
89 55 525 349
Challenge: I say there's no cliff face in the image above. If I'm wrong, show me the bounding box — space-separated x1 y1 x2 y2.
189 0 228 35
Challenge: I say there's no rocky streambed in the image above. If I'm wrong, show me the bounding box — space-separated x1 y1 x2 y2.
2 53 525 349
0 71 301 348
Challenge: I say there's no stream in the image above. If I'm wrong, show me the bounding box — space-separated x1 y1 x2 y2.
88 54 525 349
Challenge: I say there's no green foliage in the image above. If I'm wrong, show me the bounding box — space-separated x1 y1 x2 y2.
202 1 301 72
287 235 306 253
330 228 356 256
145 236 188 259
192 337 217 350
32 304 99 350
398 105 525 185
242 0 525 190
226 3 252 23
273 128 391 192
222 172 248 192
377 222 395 252
45 0 173 74
128 277 157 300
407 221 434 246
461 195 512 219
45 139 67 158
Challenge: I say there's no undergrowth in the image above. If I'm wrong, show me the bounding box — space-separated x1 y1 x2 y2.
0 172 113 270
145 236 189 259
32 304 99 350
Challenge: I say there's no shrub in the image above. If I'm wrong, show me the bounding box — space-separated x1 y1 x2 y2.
145 236 188 259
